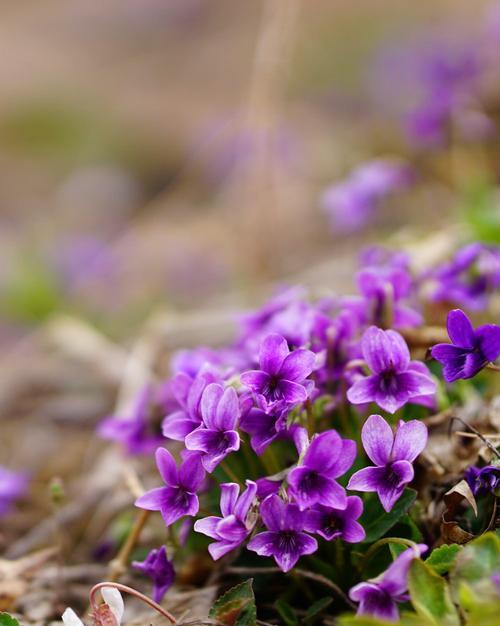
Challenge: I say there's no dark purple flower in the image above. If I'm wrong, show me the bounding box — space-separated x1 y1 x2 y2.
349 544 427 621
247 495 318 572
132 546 174 603
135 448 205 526
185 383 240 472
240 405 289 455
347 326 436 413
431 309 500 382
464 465 500 496
0 466 28 516
320 160 412 234
240 334 315 408
304 496 365 542
161 367 220 441
194 480 257 560
98 385 165 455
287 430 356 510
348 414 427 512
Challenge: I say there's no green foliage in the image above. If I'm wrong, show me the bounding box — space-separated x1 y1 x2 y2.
0 615 20 626
274 598 299 626
209 579 256 626
303 597 333 624
425 544 462 575
408 559 459 626
360 489 417 543
461 183 500 244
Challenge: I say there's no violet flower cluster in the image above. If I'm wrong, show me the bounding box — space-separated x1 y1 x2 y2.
93 242 499 611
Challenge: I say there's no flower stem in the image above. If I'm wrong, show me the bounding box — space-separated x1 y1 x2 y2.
108 509 150 581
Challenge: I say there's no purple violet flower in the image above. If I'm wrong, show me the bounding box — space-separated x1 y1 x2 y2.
0 466 28 516
247 495 318 572
464 465 500 496
194 480 257 560
240 334 315 408
287 430 356 510
185 383 241 472
240 405 289 455
349 544 427 621
132 546 174 603
431 309 500 382
347 326 436 413
304 496 365 543
348 414 428 512
135 448 205 526
162 367 220 441
98 385 165 455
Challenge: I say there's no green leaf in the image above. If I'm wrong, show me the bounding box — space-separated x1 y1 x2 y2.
303 597 333 623
408 559 460 626
0 615 20 626
451 532 500 587
274 598 298 626
360 489 417 543
209 579 256 626
425 544 462 575
336 615 395 626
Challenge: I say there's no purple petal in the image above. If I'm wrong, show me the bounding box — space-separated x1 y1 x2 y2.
185 428 221 454
397 371 436 398
259 494 286 531
247 530 279 557
288 468 346 510
342 519 366 543
160 490 199 526
220 483 239 517
178 453 205 491
276 379 308 403
200 431 240 472
155 448 178 486
447 309 475 349
350 583 399 621
361 414 393 466
477 324 500 362
377 460 414 512
381 544 427 598
374 379 409 414
193 516 221 539
216 515 248 543
162 411 200 441
362 327 409 374
279 349 315 382
170 372 192 407
330 439 357 477
240 370 270 394
303 430 342 472
260 334 289 375
273 533 318 573
347 466 385 492
347 375 378 405
200 383 224 429
135 487 168 511
214 386 240 431
234 480 257 520
208 540 240 560
392 420 428 462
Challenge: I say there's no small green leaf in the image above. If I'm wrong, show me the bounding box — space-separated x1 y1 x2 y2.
408 559 460 626
336 615 395 626
274 598 298 626
451 531 500 587
360 489 417 543
209 579 256 626
425 544 462 575
303 597 333 623
0 614 20 626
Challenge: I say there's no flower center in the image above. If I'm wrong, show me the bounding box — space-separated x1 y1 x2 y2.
277 531 298 552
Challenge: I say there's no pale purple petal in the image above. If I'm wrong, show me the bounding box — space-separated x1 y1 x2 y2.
234 480 257 520
347 375 379 405
260 334 289 375
303 430 342 472
200 383 224 429
374 382 408 414
214 386 240 431
447 309 475 349
240 370 270 394
208 540 240 560
347 466 385 492
135 487 167 511
397 371 436 398
185 428 221 454
342 519 366 543
362 327 393 373
279 349 316 381
178 453 205 491
247 531 279 557
216 516 248 542
385 330 411 372
193 516 221 539
276 379 309 403
220 483 239 517
162 411 201 441
381 544 427 598
330 438 357 477
156 448 178 485
362 414 393 466
392 420 428 462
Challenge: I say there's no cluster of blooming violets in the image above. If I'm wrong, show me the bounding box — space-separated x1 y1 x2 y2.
95 242 500 616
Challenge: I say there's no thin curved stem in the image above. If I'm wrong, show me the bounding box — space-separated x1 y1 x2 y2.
89 582 177 624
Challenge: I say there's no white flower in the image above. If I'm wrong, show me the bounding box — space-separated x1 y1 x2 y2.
62 587 124 626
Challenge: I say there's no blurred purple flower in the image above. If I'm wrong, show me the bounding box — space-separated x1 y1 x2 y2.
320 159 413 234
431 309 500 382
304 496 365 543
347 327 436 413
185 383 241 472
194 480 257 560
349 544 427 621
348 415 427 512
135 448 205 526
288 430 356 510
247 495 317 572
132 546 174 603
465 465 500 496
0 466 28 516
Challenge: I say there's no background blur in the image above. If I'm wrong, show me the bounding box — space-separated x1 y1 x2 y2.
0 0 495 347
